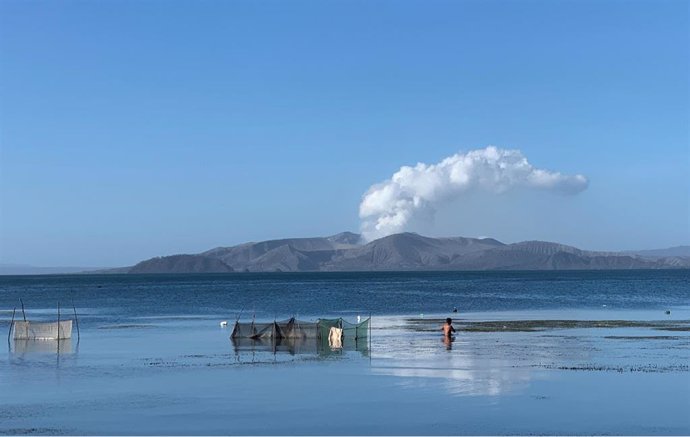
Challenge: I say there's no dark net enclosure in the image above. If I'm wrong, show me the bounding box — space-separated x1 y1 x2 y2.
230 318 319 340
231 317 370 340
230 317 371 357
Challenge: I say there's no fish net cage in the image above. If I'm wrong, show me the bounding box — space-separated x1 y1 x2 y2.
12 320 73 340
231 317 370 340
230 317 320 340
317 318 370 340
230 317 371 342
231 335 319 355
230 317 371 358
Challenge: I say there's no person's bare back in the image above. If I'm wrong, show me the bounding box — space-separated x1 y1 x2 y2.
442 318 456 337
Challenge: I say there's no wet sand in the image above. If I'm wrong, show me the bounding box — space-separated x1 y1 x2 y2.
1 308 689 435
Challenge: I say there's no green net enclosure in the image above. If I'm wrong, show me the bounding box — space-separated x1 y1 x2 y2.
317 317 370 351
316 318 341 340
342 318 370 340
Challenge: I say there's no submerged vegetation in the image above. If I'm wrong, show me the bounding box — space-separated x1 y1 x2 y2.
405 318 690 332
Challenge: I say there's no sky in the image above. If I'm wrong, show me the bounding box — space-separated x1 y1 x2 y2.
0 0 688 267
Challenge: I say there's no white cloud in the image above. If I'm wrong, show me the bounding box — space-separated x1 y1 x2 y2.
359 146 588 241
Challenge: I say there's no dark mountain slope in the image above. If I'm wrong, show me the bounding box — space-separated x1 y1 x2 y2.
120 233 690 273
322 233 506 271
129 255 234 274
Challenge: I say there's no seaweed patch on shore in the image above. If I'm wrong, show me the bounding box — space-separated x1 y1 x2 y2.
0 428 67 436
141 353 335 369
604 335 682 340
405 318 690 333
530 363 690 373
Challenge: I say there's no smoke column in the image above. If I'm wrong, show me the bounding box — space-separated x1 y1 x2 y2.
359 146 588 241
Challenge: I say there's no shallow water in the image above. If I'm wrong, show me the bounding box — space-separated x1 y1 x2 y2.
0 272 689 435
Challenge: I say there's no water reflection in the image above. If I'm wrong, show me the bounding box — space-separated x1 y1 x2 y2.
443 336 455 351
230 335 370 362
369 318 602 397
11 338 74 356
6 338 78 371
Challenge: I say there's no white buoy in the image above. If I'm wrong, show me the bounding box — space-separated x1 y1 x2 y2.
357 315 361 323
220 321 228 327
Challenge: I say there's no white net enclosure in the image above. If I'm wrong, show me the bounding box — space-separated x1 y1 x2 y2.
12 320 73 340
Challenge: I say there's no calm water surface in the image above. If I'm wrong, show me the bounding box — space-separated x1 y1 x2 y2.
0 271 689 435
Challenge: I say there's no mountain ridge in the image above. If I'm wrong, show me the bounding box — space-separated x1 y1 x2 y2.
3 234 688 275
96 232 690 274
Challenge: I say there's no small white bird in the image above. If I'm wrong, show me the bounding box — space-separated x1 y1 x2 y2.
357 315 361 323
219 321 228 327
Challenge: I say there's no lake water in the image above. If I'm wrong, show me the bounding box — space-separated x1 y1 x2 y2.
1 271 689 435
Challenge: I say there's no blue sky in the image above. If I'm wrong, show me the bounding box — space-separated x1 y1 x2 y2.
1 0 688 266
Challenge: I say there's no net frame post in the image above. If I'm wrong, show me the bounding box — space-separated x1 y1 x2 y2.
20 298 27 322
7 307 16 347
369 313 372 361
72 301 80 343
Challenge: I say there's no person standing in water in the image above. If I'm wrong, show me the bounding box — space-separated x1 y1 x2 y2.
442 318 456 337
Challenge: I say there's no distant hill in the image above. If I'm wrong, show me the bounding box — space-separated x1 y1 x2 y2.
319 233 506 271
128 255 234 274
624 246 690 259
113 232 690 273
5 234 688 275
201 232 361 270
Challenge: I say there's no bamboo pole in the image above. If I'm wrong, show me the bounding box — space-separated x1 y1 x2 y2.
20 298 27 322
57 302 61 354
72 301 80 342
272 317 277 358
7 307 16 344
369 312 372 364
236 307 244 323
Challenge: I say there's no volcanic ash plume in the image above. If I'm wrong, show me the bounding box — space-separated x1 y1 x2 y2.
359 146 588 241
